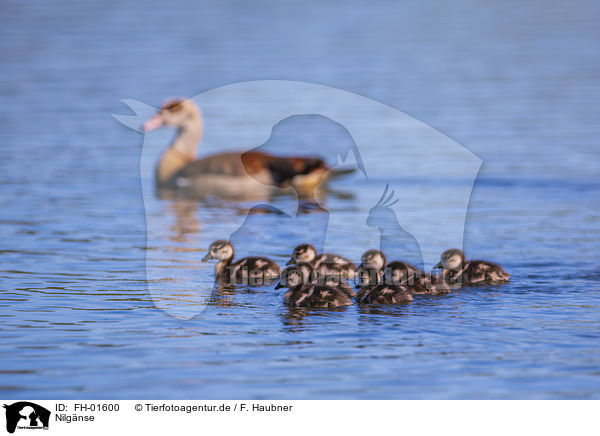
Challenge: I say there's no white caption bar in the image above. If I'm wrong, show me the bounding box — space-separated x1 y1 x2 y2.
0 400 597 436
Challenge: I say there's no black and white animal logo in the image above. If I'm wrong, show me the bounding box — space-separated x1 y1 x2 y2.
3 402 50 434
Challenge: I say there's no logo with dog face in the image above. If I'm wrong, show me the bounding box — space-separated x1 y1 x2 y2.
3 402 50 434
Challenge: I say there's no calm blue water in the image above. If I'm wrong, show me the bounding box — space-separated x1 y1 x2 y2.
1 0 599 399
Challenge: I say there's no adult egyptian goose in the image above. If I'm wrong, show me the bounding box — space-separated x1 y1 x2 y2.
143 99 330 197
434 249 510 286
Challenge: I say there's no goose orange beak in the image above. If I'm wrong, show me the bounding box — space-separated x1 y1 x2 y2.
143 113 164 131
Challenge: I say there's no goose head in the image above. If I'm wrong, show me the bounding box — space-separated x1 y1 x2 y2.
143 99 202 132
276 263 314 289
384 261 416 285
359 249 386 271
287 244 317 265
202 239 234 262
319 264 347 287
434 248 465 271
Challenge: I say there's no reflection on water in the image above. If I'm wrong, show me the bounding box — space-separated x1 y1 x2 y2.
167 200 201 243
356 305 412 318
1 0 600 399
207 283 238 308
280 306 351 333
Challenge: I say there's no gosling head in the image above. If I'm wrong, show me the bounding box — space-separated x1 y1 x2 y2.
319 264 346 287
287 244 317 265
359 249 386 271
143 98 201 131
275 263 314 289
202 239 234 262
434 248 465 271
384 261 415 285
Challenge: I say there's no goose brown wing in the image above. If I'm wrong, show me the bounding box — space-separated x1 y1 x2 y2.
261 154 328 187
173 151 328 189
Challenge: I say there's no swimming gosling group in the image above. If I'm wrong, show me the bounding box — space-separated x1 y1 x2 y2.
202 241 510 308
